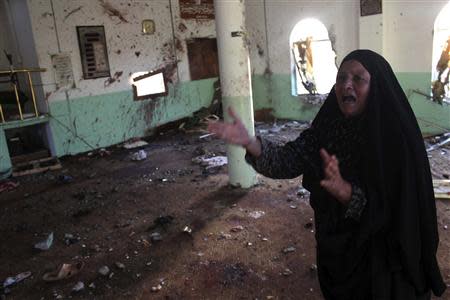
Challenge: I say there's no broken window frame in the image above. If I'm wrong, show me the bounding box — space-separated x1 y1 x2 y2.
131 69 168 101
289 18 338 100
431 38 450 104
292 38 317 95
431 3 450 105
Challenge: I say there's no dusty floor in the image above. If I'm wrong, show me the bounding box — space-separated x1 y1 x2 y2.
1 121 449 300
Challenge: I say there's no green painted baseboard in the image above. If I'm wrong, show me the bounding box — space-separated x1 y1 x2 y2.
1 72 449 174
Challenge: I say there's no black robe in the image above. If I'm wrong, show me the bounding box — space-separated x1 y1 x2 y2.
247 50 446 299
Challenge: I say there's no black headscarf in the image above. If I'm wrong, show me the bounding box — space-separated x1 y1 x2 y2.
309 49 446 298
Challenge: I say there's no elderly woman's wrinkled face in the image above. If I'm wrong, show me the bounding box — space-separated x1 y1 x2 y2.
335 60 371 118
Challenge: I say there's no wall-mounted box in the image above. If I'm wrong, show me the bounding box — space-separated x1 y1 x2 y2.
76 26 111 79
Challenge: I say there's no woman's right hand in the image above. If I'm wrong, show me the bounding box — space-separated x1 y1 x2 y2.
207 107 252 146
207 107 262 157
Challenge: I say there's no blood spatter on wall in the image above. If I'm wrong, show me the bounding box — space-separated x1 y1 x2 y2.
99 0 129 23
63 6 83 22
175 38 184 53
162 62 178 83
104 71 124 87
256 44 264 57
178 23 188 33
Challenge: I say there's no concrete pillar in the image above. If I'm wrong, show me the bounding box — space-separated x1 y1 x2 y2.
214 0 256 188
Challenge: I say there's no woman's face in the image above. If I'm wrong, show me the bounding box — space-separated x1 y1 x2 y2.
335 60 371 118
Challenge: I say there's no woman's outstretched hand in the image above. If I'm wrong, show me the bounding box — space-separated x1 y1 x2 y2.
207 107 262 157
319 148 352 205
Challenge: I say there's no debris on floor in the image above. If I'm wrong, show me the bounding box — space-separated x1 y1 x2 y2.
2 271 31 289
148 215 174 231
42 262 84 282
71 281 85 293
63 233 80 245
282 246 296 254
115 262 125 270
248 210 265 219
85 148 111 159
130 149 147 161
282 268 293 276
434 179 450 200
182 225 193 234
12 156 61 177
1 121 448 299
192 155 227 169
427 132 450 152
0 180 19 193
58 174 73 184
122 139 148 149
230 225 244 232
98 266 110 277
34 232 54 251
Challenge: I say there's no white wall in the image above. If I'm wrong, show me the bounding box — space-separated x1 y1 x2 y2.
28 0 181 102
359 14 382 54
23 0 362 103
0 0 16 68
265 0 359 74
17 0 449 96
245 0 268 75
383 0 447 72
169 0 216 81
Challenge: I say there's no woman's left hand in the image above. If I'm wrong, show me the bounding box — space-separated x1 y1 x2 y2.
319 148 352 205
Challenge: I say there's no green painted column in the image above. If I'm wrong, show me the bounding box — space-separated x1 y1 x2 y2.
214 0 256 188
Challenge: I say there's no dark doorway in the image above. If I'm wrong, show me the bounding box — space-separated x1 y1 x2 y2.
187 38 219 80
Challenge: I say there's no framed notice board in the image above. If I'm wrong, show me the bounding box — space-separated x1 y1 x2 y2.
76 26 111 79
360 0 382 16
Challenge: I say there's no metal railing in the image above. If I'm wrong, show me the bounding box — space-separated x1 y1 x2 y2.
0 68 46 123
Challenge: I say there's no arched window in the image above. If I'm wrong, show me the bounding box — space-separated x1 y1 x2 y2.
431 1 450 104
290 18 337 99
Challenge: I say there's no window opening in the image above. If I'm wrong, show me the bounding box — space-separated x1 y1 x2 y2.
293 37 319 95
431 1 450 104
290 18 337 104
130 69 168 101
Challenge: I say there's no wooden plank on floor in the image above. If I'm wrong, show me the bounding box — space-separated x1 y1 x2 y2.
435 193 450 200
11 149 50 164
12 156 61 177
433 179 450 186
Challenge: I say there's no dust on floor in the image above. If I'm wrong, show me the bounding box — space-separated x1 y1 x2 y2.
1 122 449 299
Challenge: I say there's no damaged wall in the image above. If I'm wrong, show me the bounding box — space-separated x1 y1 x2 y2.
2 0 447 166
0 0 16 68
26 0 219 156
31 0 176 100
382 0 450 134
22 0 275 157
262 0 359 121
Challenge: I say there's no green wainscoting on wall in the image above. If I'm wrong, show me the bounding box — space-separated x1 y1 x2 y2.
269 74 324 121
50 73 450 156
251 74 272 110
2 72 449 174
396 72 450 136
0 129 11 177
47 75 276 157
268 72 450 136
48 78 217 157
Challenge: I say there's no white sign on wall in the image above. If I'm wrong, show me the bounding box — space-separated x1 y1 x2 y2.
51 53 75 90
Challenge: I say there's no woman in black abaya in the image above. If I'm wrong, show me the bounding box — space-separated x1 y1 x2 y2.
208 49 446 299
